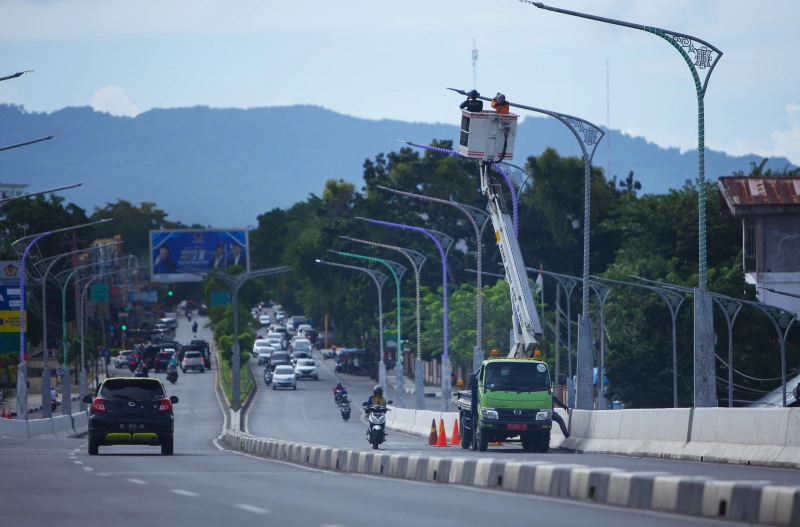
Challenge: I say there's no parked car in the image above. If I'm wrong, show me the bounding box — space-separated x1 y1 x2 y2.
294 359 319 380
272 365 296 390
114 350 133 369
182 351 205 373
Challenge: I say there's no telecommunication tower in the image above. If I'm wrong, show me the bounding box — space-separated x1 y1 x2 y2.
472 39 478 90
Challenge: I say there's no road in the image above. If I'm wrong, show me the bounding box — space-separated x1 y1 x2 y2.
246 344 800 486
0 313 785 527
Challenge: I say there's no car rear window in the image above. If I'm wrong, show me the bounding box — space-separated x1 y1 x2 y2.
101 379 164 399
275 366 294 374
185 352 201 358
271 352 289 360
298 360 315 367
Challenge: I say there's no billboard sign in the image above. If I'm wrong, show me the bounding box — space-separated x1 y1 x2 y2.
150 229 249 283
0 286 21 310
0 261 20 286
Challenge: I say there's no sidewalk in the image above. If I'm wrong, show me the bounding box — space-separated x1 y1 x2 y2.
0 369 111 418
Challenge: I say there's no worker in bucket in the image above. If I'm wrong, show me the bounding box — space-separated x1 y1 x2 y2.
491 92 510 114
459 90 483 112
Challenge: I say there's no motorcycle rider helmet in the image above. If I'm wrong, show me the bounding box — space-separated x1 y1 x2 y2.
373 385 383 396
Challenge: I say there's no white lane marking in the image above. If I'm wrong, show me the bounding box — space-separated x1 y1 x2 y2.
171 489 199 497
73 461 83 464
233 504 270 514
83 467 93 471
127 479 147 485
322 524 348 527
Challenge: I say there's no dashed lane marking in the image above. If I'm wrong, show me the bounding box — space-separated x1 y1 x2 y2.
127 479 147 485
73 461 83 464
233 504 270 514
171 489 199 497
83 467 93 471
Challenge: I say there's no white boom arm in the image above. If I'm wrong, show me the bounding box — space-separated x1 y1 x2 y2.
480 162 542 358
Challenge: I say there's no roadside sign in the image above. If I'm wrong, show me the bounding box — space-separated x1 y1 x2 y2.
0 261 20 286
210 290 231 307
0 285 22 310
90 284 109 302
57 367 64 375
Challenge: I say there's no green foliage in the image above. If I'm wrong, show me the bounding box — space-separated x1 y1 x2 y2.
89 200 184 258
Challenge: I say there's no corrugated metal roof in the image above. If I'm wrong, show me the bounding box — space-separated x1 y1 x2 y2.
718 177 800 216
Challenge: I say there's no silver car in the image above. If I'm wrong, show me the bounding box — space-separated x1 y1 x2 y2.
294 359 319 380
272 365 296 390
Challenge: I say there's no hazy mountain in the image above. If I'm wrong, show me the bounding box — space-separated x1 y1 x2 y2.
0 104 792 227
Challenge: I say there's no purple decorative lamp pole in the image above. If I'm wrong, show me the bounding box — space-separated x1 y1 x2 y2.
356 217 455 411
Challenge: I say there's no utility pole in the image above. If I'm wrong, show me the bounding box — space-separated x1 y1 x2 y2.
472 38 478 90
606 58 611 179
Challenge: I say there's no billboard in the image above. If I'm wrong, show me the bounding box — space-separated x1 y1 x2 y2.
150 229 250 283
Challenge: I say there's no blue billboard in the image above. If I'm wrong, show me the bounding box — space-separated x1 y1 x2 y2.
150 229 249 282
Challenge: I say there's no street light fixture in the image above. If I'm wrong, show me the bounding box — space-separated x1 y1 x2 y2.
357 217 456 411
376 185 491 373
0 183 83 207
0 136 53 154
0 70 33 82
316 259 388 385
525 0 723 408
38 242 119 418
339 236 428 409
328 250 405 404
14 218 113 420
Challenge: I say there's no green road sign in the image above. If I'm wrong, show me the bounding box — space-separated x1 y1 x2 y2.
210 290 231 307
90 283 109 302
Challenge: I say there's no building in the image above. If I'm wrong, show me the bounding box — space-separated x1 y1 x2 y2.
718 176 800 315
0 182 29 199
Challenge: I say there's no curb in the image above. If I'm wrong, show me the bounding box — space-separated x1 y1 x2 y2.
220 429 800 526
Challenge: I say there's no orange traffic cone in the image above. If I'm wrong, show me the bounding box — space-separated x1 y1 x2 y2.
427 419 438 446
451 419 461 446
0 409 5 419
435 419 449 447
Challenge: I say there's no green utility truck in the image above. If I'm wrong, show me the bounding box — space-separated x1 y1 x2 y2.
456 356 553 452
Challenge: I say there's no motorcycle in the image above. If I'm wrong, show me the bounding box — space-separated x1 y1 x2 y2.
166 364 178 384
365 402 392 449
263 368 273 386
334 359 343 374
340 397 351 421
128 360 137 373
51 399 57 412
334 388 344 405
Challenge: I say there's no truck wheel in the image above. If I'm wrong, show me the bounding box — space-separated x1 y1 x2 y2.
477 427 488 452
535 432 550 453
460 415 470 449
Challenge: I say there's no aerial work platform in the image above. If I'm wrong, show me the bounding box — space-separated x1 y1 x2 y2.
457 110 518 161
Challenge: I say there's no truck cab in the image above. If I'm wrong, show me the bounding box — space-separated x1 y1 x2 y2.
457 355 553 452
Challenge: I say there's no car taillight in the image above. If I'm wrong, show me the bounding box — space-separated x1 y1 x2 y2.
158 399 172 412
92 398 106 413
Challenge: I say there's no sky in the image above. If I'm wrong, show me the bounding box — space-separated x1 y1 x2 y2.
0 0 798 165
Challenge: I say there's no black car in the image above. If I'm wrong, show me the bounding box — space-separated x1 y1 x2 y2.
84 377 178 455
154 350 175 372
269 351 291 371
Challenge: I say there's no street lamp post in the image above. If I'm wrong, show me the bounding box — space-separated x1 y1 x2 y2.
328 250 406 400
0 183 83 208
12 218 112 420
0 136 53 153
316 260 388 385
203 267 292 407
57 265 87 415
339 237 427 409
525 1 723 407
376 186 491 373
357 218 456 411
0 70 33 82
449 88 604 410
39 243 117 418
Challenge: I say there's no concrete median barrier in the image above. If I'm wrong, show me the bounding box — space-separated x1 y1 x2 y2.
220 427 800 525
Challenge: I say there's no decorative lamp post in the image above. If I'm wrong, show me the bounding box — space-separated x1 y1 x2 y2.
339 237 427 409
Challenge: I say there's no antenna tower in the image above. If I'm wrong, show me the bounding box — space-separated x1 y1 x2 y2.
472 38 478 90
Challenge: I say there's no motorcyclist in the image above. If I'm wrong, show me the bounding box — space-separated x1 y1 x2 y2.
333 382 344 398
50 387 58 408
192 321 198 333
363 385 387 439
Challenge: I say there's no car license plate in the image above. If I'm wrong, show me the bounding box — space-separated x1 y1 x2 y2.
508 424 527 431
121 423 141 430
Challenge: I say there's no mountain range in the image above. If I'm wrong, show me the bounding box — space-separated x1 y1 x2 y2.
0 103 793 227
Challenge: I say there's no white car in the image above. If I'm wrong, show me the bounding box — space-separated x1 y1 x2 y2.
275 312 286 322
182 351 205 373
114 350 133 369
255 346 276 365
294 359 319 380
272 365 297 390
259 315 270 326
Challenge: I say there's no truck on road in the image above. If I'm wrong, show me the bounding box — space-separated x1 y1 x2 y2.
456 354 553 452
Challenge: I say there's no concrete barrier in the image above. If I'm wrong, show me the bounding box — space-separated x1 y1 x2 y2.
52 415 73 438
0 418 30 438
71 411 88 435
27 418 55 438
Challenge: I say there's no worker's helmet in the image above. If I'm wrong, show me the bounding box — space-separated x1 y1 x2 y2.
496 93 506 100
373 385 383 396
468 89 480 98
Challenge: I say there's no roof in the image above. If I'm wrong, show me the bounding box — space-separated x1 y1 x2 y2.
718 177 800 217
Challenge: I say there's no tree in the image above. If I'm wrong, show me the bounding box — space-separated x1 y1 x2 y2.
90 200 185 258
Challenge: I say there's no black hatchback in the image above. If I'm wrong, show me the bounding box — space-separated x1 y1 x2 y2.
84 377 178 455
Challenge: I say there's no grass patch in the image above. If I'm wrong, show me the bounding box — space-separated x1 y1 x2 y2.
219 357 254 410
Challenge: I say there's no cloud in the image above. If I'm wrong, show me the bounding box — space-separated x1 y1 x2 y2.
91 86 139 117
769 104 800 165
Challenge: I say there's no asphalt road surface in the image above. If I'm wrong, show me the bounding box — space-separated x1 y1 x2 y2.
247 346 800 486
0 313 789 527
